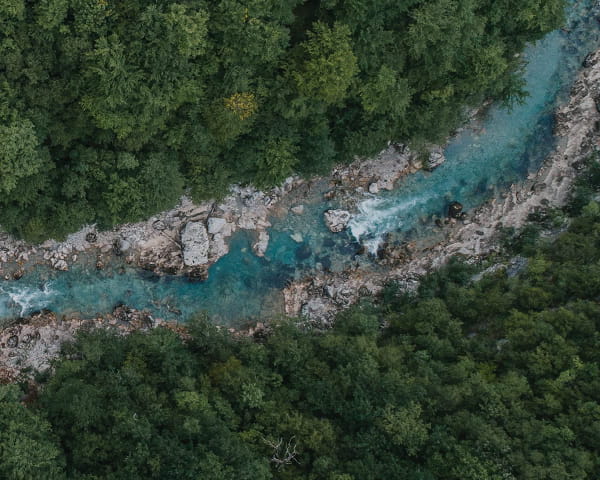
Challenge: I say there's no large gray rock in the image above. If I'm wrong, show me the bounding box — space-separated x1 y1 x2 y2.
181 222 210 266
324 209 352 233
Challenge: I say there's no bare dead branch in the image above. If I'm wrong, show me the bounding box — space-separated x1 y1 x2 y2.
263 436 300 470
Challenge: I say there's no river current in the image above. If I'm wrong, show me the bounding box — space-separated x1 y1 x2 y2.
1 0 599 326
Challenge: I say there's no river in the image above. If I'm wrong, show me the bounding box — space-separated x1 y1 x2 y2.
1 0 599 326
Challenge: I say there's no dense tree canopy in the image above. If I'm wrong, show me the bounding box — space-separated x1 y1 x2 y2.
3 157 599 479
0 0 566 240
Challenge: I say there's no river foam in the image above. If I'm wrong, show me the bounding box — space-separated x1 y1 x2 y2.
349 192 435 253
0 282 56 317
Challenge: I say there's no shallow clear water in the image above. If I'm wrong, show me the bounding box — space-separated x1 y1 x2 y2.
1 0 599 326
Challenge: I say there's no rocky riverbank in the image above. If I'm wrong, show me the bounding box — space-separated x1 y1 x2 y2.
0 143 437 283
0 306 178 382
283 48 600 324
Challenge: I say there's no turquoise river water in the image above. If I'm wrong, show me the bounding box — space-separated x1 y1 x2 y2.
1 0 599 326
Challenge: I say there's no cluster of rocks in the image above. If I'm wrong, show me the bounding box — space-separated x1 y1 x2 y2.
43 244 77 271
135 178 303 276
320 144 449 234
284 265 394 326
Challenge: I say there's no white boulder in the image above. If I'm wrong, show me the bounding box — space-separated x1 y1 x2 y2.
181 222 210 266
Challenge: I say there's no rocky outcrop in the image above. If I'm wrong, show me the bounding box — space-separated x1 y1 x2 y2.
327 143 447 204
326 143 418 204
284 266 388 326
324 209 351 233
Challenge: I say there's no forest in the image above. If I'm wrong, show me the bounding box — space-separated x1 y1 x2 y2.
1 157 599 479
0 0 566 240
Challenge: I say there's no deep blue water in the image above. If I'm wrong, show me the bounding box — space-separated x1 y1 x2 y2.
1 0 599 326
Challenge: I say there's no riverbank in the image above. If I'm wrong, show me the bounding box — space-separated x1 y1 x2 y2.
0 306 180 382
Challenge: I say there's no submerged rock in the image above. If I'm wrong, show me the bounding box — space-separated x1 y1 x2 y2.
291 205 305 215
295 243 312 261
187 265 209 281
181 222 210 266
324 209 351 233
